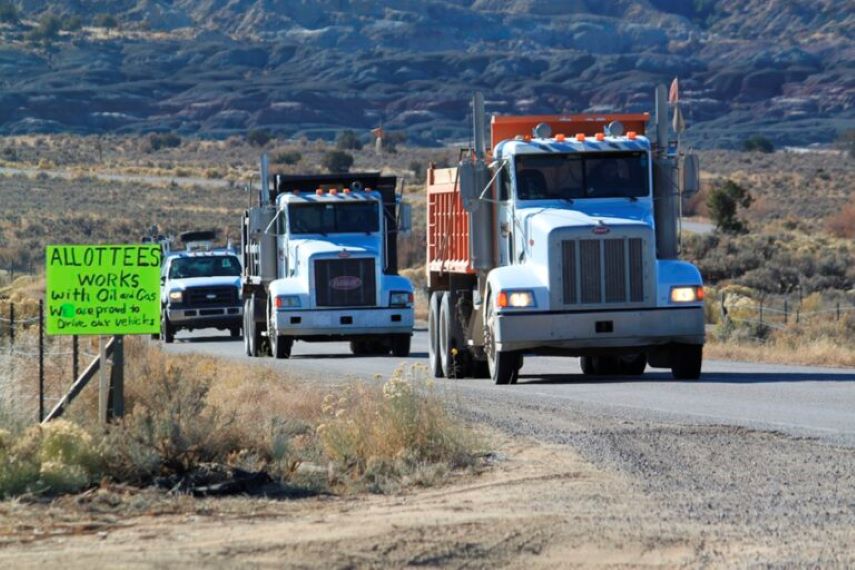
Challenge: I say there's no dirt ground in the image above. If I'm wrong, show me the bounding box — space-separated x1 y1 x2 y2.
2 425 852 569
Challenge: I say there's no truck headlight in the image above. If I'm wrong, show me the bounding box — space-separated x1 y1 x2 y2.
168 290 183 303
497 290 536 308
670 286 704 303
390 291 413 307
275 295 301 309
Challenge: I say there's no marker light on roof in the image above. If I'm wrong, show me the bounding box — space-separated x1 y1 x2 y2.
575 133 586 142
555 133 566 141
343 188 351 194
315 188 324 195
627 131 637 140
596 133 605 141
329 188 338 195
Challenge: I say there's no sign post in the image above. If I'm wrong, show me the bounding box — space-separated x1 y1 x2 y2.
45 244 161 422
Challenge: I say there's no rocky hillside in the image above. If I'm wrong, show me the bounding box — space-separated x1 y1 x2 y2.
0 0 851 147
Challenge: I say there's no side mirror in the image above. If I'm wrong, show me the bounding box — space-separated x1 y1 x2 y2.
160 276 166 285
397 202 412 236
679 153 700 195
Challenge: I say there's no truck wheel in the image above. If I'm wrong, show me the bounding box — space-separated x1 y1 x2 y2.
390 334 411 357
244 296 263 357
471 359 490 379
439 293 467 378
272 334 293 359
580 356 596 375
671 344 702 380
161 312 174 344
428 292 444 378
230 326 241 339
485 296 517 385
619 354 647 375
350 341 367 355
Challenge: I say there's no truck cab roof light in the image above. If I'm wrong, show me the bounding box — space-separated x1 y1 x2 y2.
575 133 586 142
343 188 351 194
555 133 566 141
315 188 324 195
329 188 338 195
595 133 605 141
627 131 637 140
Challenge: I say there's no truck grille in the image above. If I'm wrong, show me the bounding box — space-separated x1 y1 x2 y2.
185 286 238 307
314 258 376 307
561 237 646 305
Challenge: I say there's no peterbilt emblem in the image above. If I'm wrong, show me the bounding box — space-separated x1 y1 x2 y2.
205 293 217 299
592 225 610 235
331 276 362 290
338 250 351 258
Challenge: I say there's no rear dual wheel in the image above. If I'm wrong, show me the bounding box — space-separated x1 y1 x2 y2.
580 354 646 376
428 292 444 378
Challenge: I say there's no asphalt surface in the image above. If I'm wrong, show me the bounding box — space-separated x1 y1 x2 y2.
166 327 855 447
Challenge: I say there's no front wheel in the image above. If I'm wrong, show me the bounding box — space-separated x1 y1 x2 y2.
271 334 293 359
485 295 518 385
390 334 411 357
671 344 702 380
161 312 174 344
244 296 262 357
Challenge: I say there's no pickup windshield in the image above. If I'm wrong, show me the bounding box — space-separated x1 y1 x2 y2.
288 202 379 235
168 256 241 279
514 151 650 200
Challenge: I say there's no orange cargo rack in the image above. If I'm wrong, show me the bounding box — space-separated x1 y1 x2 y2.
491 113 649 147
426 166 479 275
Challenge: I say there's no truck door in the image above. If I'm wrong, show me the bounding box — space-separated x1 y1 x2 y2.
498 167 514 266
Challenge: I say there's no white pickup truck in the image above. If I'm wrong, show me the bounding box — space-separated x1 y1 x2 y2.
159 232 243 343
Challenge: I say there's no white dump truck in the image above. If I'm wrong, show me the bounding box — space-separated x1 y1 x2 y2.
426 85 705 384
241 159 414 359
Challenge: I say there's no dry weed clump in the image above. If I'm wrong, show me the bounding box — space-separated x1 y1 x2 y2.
318 364 482 493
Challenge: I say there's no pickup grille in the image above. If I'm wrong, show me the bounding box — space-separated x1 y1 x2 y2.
561 237 646 305
314 258 376 307
185 286 238 307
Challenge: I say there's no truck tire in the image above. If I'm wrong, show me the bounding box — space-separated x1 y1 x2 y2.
580 356 596 375
619 354 647 375
428 292 444 378
161 312 174 344
350 341 368 355
230 326 241 339
272 334 293 359
244 296 263 357
485 295 518 385
671 344 702 380
390 334 411 357
439 293 468 378
471 359 490 378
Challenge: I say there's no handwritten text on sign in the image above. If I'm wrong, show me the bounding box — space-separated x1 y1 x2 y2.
45 245 162 336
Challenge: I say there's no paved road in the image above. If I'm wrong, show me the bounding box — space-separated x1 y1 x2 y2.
166 328 855 446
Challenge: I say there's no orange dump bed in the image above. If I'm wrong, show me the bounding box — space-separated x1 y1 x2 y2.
426 166 476 275
491 113 649 147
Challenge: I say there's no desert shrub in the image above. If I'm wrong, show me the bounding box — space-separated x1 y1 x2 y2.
0 420 101 498
743 135 774 153
317 365 481 492
28 13 63 42
321 150 354 173
92 13 118 29
335 130 363 151
381 132 406 154
148 133 182 152
826 197 855 239
1 146 16 161
62 15 82 31
0 1 19 24
409 160 425 183
247 129 272 147
273 149 302 165
707 179 752 233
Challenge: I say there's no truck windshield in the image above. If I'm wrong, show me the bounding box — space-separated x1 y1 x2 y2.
514 151 650 200
168 256 241 279
288 202 379 235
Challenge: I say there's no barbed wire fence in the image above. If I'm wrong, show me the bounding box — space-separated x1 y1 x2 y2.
714 292 855 337
0 300 93 425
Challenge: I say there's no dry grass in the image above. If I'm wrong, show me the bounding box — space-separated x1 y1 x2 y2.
0 339 484 498
705 336 855 369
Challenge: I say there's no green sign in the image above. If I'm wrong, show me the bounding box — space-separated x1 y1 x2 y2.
45 245 162 336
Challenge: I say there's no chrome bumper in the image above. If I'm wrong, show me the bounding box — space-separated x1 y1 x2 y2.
274 307 414 336
494 306 705 352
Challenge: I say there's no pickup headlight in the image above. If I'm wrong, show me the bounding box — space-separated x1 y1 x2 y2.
275 295 301 309
670 286 705 303
168 290 183 303
390 291 413 307
497 290 536 308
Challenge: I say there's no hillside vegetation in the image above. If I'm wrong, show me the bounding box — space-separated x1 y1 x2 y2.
0 1 852 147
